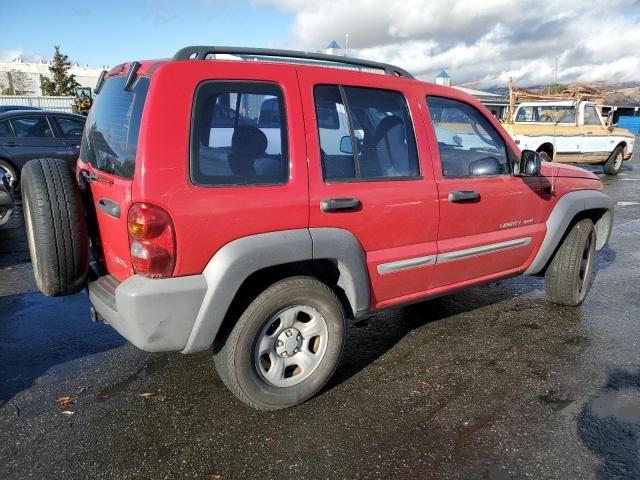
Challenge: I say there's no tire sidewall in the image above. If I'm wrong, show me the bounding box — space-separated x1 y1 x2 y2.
231 280 345 409
604 146 624 175
576 226 596 304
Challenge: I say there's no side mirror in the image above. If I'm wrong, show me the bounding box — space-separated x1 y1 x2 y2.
469 156 502 176
517 150 542 176
339 135 353 154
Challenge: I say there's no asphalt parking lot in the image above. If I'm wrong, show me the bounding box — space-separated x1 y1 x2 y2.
1 147 639 480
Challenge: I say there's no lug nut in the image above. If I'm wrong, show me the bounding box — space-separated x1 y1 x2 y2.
294 348 299 353
297 335 301 341
286 330 292 337
282 352 289 357
276 340 284 347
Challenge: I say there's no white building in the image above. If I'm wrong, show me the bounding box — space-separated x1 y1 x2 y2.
0 58 106 96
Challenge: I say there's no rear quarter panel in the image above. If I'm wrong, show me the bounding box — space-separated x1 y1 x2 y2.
135 61 309 276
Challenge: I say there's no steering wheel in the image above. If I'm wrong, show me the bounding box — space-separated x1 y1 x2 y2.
470 120 496 147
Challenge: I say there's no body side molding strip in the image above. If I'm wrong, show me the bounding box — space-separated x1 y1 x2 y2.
378 255 437 275
437 237 532 264
376 237 532 275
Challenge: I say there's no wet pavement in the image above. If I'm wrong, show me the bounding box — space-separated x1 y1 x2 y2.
1 147 639 480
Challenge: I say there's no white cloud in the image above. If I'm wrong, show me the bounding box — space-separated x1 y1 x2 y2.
255 0 640 87
0 49 44 63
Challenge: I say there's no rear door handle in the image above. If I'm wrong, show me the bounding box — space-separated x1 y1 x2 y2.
448 190 480 203
97 198 121 218
320 197 362 213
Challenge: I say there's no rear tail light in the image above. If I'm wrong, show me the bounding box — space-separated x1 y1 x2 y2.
127 203 175 278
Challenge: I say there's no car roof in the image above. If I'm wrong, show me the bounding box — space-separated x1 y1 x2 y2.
517 100 592 108
0 105 40 111
0 110 86 120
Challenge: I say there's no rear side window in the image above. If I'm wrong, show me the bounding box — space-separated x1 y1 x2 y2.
56 117 85 138
314 85 419 181
80 76 149 179
427 96 509 178
0 121 13 137
191 82 288 186
11 117 53 138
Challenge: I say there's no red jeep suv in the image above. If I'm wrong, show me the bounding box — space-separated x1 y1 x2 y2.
21 46 614 410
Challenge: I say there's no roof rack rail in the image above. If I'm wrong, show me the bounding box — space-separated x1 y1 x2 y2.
172 46 415 79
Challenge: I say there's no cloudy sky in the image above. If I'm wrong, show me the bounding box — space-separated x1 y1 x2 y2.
1 0 639 87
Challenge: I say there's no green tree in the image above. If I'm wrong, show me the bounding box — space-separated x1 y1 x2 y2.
40 46 79 96
542 83 567 95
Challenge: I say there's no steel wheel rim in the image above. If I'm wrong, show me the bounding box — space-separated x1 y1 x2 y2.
0 165 13 183
614 152 623 170
254 305 329 388
577 230 595 300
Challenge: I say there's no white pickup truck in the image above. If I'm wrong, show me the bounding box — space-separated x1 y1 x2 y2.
503 100 635 175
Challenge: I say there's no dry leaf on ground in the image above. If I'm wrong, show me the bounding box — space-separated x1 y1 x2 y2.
56 396 75 409
138 392 155 398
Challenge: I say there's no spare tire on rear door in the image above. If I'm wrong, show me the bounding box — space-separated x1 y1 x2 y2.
21 158 89 296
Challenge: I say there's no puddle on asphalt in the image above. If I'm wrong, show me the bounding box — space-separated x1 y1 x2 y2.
98 356 169 401
590 389 640 423
578 369 640 479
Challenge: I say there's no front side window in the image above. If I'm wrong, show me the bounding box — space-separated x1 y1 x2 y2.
314 85 419 181
583 105 602 126
55 117 85 137
191 82 288 186
0 121 13 137
427 96 509 178
10 117 53 138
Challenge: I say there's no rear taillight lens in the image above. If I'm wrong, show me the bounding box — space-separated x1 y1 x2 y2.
127 203 175 278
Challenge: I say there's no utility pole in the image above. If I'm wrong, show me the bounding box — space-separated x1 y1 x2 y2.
345 34 349 56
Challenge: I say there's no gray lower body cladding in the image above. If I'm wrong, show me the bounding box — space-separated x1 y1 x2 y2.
89 274 207 352
89 228 369 354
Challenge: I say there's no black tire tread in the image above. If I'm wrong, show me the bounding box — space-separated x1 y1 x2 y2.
214 276 344 410
21 158 88 296
544 218 594 306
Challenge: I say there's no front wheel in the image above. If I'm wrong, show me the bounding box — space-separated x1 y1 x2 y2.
603 146 624 175
544 218 596 306
214 276 346 410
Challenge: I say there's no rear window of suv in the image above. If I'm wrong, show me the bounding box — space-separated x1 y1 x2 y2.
190 82 288 187
80 76 149 179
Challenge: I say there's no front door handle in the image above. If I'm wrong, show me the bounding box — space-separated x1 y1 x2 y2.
448 190 480 203
97 198 121 218
320 197 362 213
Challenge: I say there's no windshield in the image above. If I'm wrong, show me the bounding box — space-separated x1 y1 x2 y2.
80 76 149 179
515 105 576 124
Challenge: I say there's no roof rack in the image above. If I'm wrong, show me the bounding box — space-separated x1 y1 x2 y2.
172 46 414 79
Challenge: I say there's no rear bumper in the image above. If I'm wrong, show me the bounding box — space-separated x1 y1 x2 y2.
89 274 207 352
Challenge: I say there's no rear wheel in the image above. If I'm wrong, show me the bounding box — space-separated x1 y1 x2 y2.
0 159 18 185
603 146 624 175
544 218 596 306
21 158 89 296
537 149 552 163
0 206 13 226
214 276 346 410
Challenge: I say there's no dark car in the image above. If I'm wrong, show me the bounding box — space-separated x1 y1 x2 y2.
0 105 41 114
0 110 85 183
